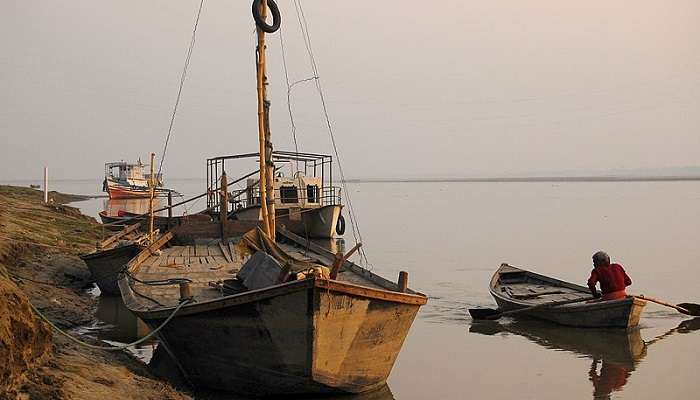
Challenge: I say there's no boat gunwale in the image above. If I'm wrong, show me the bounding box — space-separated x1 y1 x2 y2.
120 274 426 320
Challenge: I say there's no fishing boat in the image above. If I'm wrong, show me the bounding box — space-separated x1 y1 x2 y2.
103 160 163 199
117 1 427 395
80 223 149 295
489 264 646 328
207 151 345 238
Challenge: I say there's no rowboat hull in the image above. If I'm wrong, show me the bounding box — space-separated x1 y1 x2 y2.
489 264 646 328
81 244 141 295
493 294 646 328
120 278 422 395
231 204 343 238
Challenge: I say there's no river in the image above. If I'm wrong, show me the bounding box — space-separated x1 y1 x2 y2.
5 178 699 399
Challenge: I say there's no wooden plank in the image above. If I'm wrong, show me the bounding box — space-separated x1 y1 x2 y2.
217 241 232 262
228 241 238 262
99 222 142 249
127 231 174 274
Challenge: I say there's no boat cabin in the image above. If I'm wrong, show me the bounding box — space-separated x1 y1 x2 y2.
104 160 162 187
206 151 341 214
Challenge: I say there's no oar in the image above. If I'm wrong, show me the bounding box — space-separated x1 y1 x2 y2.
635 295 700 316
469 296 595 321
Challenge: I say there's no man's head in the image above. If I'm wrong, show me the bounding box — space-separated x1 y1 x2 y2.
592 251 610 268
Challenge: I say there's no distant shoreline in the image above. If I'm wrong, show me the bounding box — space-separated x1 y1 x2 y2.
344 176 700 183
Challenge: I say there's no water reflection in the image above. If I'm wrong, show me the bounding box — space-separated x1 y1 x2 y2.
470 318 700 399
93 294 155 361
149 345 394 400
104 198 163 216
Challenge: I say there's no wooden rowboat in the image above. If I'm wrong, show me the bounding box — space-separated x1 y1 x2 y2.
80 223 148 295
118 221 427 395
489 264 646 328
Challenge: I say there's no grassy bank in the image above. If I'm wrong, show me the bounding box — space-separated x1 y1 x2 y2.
0 185 189 399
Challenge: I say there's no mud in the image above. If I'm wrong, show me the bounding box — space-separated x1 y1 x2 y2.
0 185 191 400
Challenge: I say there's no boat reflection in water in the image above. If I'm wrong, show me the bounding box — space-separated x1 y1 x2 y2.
94 294 155 361
148 345 394 400
103 198 162 217
470 318 700 399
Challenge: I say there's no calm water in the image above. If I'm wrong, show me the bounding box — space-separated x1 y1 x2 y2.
4 178 699 399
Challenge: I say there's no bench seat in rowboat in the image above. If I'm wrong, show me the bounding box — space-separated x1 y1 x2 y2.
489 264 646 328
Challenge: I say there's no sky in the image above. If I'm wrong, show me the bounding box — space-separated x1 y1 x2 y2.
1 0 699 180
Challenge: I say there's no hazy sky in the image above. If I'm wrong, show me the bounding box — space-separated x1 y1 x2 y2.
2 0 699 180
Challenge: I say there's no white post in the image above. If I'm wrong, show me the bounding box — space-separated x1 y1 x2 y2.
43 167 48 203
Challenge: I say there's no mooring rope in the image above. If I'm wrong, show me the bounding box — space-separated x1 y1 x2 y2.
0 265 191 351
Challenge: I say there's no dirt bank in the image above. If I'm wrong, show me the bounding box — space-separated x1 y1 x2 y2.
0 185 191 400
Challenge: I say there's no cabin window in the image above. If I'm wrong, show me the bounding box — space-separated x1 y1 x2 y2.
280 186 299 204
306 185 319 203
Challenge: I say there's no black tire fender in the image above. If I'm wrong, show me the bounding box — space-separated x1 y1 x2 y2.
252 0 281 34
335 214 346 235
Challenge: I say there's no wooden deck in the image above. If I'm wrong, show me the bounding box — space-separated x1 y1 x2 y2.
130 238 386 307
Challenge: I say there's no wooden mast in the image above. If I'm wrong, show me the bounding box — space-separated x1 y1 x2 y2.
255 1 275 237
148 152 156 243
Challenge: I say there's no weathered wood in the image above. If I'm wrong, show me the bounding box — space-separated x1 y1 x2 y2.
218 241 232 263
220 171 229 241
397 271 408 293
127 231 174 274
99 222 142 249
329 243 362 279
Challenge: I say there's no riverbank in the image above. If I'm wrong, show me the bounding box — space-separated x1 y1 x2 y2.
0 185 190 399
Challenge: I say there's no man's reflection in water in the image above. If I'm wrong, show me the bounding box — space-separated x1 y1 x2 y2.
470 318 700 400
588 357 630 400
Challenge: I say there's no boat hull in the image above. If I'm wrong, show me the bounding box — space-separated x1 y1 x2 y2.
81 244 142 295
122 279 422 395
106 179 151 199
232 204 343 238
493 295 646 328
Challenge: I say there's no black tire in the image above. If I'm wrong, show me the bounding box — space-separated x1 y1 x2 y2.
252 0 281 34
335 214 346 235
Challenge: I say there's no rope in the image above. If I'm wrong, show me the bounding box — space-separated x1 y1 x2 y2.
291 0 370 267
0 266 191 351
29 298 191 351
158 0 206 176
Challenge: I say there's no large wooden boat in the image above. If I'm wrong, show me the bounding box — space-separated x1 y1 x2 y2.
118 223 426 395
80 223 148 295
489 264 646 328
116 1 427 394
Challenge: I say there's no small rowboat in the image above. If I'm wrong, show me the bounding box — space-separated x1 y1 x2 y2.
489 264 646 328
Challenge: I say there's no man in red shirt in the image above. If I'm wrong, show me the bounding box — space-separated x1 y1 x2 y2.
587 251 632 301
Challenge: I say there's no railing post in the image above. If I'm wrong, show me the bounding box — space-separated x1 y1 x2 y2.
167 191 173 228
220 171 228 241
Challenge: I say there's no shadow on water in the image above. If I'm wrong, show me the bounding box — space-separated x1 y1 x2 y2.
88 293 157 361
469 318 700 399
149 344 395 400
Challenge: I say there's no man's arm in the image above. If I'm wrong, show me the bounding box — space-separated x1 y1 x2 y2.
587 269 601 298
621 266 632 286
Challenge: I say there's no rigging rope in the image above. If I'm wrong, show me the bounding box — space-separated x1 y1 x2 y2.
290 0 369 266
158 0 206 177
